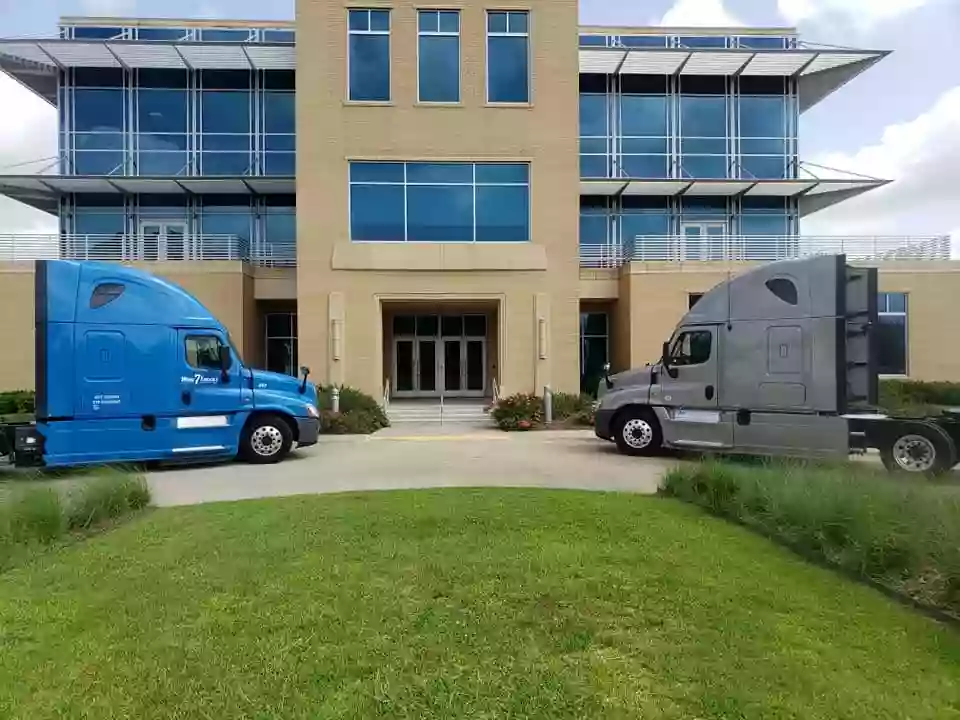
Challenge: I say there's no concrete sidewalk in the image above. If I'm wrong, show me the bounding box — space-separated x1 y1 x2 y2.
147 429 674 507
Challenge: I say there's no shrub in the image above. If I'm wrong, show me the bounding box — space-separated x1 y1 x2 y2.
0 470 150 570
491 393 544 431
552 392 596 427
0 390 35 416
661 459 960 618
317 385 389 435
879 380 960 417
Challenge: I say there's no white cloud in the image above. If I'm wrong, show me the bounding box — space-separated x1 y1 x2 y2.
778 0 933 29
658 0 744 27
79 0 138 16
0 74 58 236
802 85 960 249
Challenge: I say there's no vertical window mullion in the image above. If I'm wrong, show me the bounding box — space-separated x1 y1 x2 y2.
403 162 408 242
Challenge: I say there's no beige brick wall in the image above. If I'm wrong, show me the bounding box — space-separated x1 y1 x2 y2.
296 0 582 397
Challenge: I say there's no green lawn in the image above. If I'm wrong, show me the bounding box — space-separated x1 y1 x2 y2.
1 490 959 719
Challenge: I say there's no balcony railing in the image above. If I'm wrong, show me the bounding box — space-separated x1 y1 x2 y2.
0 234 296 267
580 235 954 268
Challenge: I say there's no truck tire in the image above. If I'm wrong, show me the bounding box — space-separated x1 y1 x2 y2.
879 423 955 477
613 408 662 457
240 414 293 464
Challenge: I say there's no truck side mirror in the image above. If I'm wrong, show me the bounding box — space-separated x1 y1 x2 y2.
603 362 613 390
661 341 678 379
299 365 311 394
219 345 232 383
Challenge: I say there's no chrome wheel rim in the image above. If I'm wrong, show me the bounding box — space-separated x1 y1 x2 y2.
892 434 936 473
623 418 654 449
251 425 284 457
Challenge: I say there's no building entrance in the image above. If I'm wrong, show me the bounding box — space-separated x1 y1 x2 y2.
392 314 487 398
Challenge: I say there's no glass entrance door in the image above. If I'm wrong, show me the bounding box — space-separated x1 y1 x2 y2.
138 221 190 261
392 314 488 399
393 338 439 397
679 222 727 261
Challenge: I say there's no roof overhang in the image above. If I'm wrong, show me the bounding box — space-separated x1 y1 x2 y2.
0 39 296 103
578 47 889 112
0 174 296 213
579 178 890 214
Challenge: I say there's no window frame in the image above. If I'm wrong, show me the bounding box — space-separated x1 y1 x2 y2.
417 9 461 104
485 10 531 105
348 161 531 243
184 334 225 370
347 8 392 103
669 329 713 367
877 292 909 377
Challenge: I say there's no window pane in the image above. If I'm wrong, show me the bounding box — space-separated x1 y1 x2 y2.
579 94 608 137
75 151 124 175
407 162 472 184
370 10 390 31
265 135 296 151
886 293 907 313
740 138 787 155
580 213 608 246
201 153 251 175
418 10 438 32
740 155 786 180
508 12 528 33
419 36 460 102
488 36 529 103
202 29 251 42
75 210 125 235
464 315 486 336
682 155 729 179
186 336 222 369
739 96 786 138
139 152 188 175
439 11 459 32
75 133 124 150
201 91 250 133
621 35 668 47
622 213 670 243
138 28 189 41
581 336 608 394
620 95 668 136
876 316 907 375
393 315 416 335
682 138 726 155
74 89 124 133
349 34 390 101
264 153 296 175
621 154 669 178
622 137 667 153
264 211 296 242
740 214 788 236
679 36 727 48
671 330 712 365
267 313 293 337
681 96 727 137
580 155 609 178
264 92 295 133
441 315 463 336
582 312 608 336
476 186 528 241
475 163 528 183
407 185 473 241
348 10 368 31
350 185 405 240
200 210 252 241
350 161 404 183
417 315 439 336
138 89 187 134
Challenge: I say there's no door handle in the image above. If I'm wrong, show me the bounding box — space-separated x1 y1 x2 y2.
705 385 715 401
181 390 192 406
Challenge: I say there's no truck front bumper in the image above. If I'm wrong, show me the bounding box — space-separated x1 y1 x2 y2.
297 417 321 448
595 408 616 440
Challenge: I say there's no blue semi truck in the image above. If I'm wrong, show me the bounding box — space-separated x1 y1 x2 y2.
0 260 320 469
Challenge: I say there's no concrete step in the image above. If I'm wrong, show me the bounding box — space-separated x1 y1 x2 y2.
387 402 492 426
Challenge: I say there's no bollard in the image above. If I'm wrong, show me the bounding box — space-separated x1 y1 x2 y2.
544 385 553 425
332 386 340 414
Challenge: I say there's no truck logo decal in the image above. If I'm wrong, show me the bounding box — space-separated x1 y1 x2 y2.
181 375 219 385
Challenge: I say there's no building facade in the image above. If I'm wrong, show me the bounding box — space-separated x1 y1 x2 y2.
0 5 957 398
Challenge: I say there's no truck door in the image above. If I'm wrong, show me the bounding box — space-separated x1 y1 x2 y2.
175 329 242 454
651 325 733 449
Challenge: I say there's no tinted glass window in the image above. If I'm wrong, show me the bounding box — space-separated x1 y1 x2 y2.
90 283 125 308
185 336 222 369
418 10 460 103
765 278 798 305
670 330 712 366
349 9 391 102
487 11 529 104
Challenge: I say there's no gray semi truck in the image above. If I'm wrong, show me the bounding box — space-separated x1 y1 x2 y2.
594 254 960 475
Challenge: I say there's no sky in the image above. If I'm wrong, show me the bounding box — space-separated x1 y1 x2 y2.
0 0 958 243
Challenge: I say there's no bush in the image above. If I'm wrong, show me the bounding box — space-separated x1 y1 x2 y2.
0 390 35 416
551 392 596 427
879 380 960 417
0 470 150 570
317 385 389 435
491 393 544 431
661 459 960 618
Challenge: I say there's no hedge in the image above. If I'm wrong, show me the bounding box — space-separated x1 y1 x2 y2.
317 385 389 435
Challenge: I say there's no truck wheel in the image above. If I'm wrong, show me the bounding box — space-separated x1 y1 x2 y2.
880 425 954 477
613 408 662 457
241 414 293 464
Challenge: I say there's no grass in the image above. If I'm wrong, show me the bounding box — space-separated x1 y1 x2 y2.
662 459 960 619
0 468 150 571
1 489 959 719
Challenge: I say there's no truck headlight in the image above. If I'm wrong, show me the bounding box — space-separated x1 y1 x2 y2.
306 404 319 418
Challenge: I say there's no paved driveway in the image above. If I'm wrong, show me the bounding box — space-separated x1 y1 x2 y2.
147 428 675 507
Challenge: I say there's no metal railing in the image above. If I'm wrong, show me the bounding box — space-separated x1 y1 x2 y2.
0 233 298 266
580 235 954 268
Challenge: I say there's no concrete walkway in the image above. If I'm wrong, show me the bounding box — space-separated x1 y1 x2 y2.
147 428 675 507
